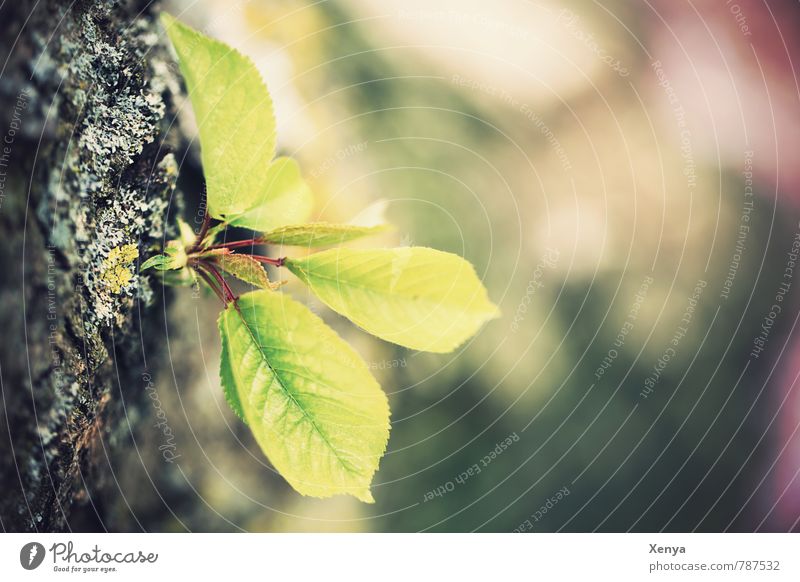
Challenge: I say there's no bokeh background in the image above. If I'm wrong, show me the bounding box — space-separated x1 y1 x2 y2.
35 0 800 531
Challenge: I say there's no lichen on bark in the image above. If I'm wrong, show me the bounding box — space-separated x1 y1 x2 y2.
0 0 183 531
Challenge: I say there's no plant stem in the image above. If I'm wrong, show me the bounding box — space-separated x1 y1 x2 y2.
203 261 237 303
205 238 266 251
193 265 227 306
248 254 285 267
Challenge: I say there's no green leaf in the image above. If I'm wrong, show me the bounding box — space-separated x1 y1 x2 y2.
161 13 273 217
141 240 188 272
286 247 499 353
162 14 280 220
225 157 313 232
214 254 274 289
140 254 172 271
218 290 390 502
177 218 197 247
261 222 390 247
193 247 231 260
163 241 188 268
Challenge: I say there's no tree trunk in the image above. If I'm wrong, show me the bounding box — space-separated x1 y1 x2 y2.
0 0 181 532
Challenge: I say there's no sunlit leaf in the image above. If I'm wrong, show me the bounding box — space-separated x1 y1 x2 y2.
287 247 500 353
162 14 278 219
218 290 390 501
226 157 313 232
260 222 389 247
214 254 274 289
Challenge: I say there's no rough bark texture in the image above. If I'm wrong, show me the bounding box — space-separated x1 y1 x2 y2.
0 0 181 532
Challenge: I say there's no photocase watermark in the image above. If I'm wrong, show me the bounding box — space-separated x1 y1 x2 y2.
20 542 46 570
510 248 560 333
20 540 158 573
451 75 572 171
0 89 29 211
556 9 630 77
423 432 520 502
720 150 755 300
594 275 653 381
308 141 368 180
143 372 180 463
512 485 571 531
47 541 157 574
750 223 800 359
640 279 706 399
651 60 696 192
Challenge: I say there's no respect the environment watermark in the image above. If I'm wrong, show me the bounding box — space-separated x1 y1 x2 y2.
720 151 755 301
451 74 573 171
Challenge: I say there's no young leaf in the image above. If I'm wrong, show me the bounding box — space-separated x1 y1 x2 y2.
141 239 188 272
214 254 274 289
260 222 389 247
140 254 173 271
286 247 500 353
177 218 197 248
162 14 311 228
218 290 390 502
164 241 188 267
225 157 313 232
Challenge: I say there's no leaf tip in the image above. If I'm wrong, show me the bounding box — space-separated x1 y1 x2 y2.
356 489 376 504
159 11 181 35
139 254 165 272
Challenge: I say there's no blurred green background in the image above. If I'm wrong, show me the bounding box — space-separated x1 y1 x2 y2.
119 0 800 531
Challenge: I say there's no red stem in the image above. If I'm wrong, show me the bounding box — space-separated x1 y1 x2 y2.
205 262 237 303
194 265 226 306
247 254 285 267
205 238 266 251
206 262 246 320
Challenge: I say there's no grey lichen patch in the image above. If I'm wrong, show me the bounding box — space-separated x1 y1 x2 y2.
32 6 178 330
0 0 185 531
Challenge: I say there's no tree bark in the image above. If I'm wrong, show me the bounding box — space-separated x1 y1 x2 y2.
0 0 181 532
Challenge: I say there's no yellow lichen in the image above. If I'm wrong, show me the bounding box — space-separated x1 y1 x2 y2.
100 244 139 293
